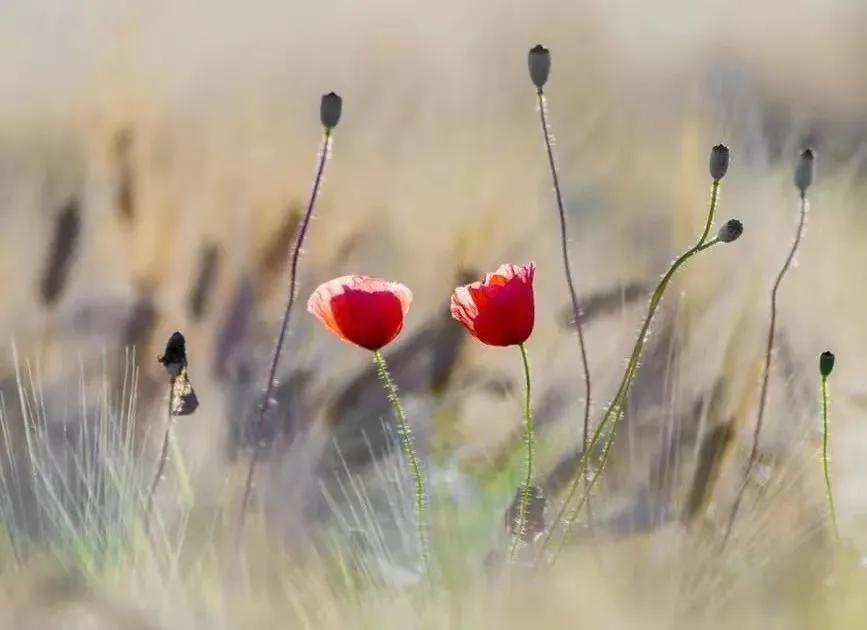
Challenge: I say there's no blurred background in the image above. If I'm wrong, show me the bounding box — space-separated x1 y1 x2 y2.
1 0 866 626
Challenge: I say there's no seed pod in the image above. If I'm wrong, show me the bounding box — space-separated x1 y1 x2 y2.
717 218 744 243
528 45 551 90
819 351 835 377
320 92 342 129
709 144 730 181
795 149 815 193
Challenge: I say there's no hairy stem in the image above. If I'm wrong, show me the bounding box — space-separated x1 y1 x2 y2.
721 191 808 548
536 90 593 494
146 380 173 524
820 374 840 545
373 350 431 575
540 181 721 564
237 130 332 541
509 343 536 560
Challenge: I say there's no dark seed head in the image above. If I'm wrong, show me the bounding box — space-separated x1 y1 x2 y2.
320 92 342 129
819 351 835 378
795 148 815 193
709 144 730 181
528 45 551 90
158 331 188 377
717 218 744 243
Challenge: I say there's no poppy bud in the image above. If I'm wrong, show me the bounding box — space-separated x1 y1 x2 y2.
819 351 835 377
320 92 342 130
717 218 743 243
528 45 551 90
709 144 730 181
795 149 815 193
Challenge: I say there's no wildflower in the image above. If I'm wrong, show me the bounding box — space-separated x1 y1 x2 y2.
450 263 537 559
709 144 730 181
450 263 536 346
320 92 343 130
308 275 430 573
308 276 413 351
820 351 835 377
528 45 551 90
717 218 744 243
795 148 815 193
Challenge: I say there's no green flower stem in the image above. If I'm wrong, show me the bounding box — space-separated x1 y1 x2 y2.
509 343 536 560
373 350 431 575
820 373 840 545
539 182 722 564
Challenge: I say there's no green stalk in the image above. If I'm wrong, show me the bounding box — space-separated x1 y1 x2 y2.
539 181 722 564
373 350 431 575
820 373 840 545
509 343 535 560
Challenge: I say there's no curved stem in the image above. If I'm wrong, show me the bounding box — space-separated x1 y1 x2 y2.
509 343 535 560
237 129 332 541
536 90 593 488
721 191 808 548
373 350 431 575
539 182 722 564
820 374 840 545
146 380 173 524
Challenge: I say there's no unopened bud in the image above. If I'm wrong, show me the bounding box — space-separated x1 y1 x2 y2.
320 92 342 129
528 45 551 90
795 149 814 193
819 351 835 377
709 144 730 181
717 218 743 243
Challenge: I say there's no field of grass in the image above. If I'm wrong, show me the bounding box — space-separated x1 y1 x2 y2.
0 1 866 627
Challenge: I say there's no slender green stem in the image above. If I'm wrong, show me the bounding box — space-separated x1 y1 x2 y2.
539 182 722 564
820 374 840 545
509 343 535 560
373 350 431 575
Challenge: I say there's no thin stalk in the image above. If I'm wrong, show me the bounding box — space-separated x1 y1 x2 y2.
721 191 808 548
509 343 535 560
146 379 173 523
820 373 840 545
237 129 332 540
372 350 431 576
539 181 722 564
536 90 593 477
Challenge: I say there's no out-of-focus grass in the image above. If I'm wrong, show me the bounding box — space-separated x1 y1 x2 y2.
1 0 867 627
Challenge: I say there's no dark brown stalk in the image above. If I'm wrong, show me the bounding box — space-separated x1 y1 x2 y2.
145 379 173 523
720 191 808 548
237 130 332 540
536 89 594 523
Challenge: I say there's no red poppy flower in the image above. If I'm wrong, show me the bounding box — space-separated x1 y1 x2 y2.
450 262 536 346
307 275 413 351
